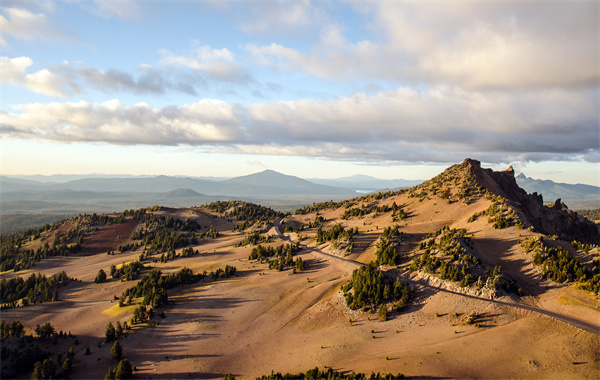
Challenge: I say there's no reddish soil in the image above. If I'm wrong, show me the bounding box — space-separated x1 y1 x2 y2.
83 219 139 255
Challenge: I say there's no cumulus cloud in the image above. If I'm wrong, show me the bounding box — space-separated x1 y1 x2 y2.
1 99 246 145
246 2 598 89
0 6 66 46
2 87 597 164
1 56 205 97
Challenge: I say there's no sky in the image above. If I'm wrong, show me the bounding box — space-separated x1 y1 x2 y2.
1 1 598 185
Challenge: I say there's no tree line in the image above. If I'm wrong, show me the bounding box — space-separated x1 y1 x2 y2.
1 271 70 308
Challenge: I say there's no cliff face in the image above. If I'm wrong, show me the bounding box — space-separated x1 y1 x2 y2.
462 159 599 244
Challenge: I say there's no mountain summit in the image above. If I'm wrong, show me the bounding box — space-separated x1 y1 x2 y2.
427 158 599 244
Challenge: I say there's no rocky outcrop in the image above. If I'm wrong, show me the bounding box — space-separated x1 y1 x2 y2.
461 159 599 244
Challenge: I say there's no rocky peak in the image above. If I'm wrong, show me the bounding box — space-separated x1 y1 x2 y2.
449 159 599 244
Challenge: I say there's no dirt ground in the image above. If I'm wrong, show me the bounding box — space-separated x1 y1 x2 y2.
1 194 599 379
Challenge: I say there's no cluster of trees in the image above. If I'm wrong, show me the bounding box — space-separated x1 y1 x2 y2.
212 265 237 278
284 216 324 233
572 240 594 254
467 195 523 229
521 237 599 292
576 208 600 222
1 271 69 307
0 320 24 338
104 358 133 380
248 243 306 272
236 231 271 247
375 226 403 266
342 262 412 311
410 227 488 288
294 190 400 216
316 224 358 245
110 261 144 281
0 211 135 272
207 201 283 232
1 321 77 380
257 367 404 380
121 269 184 308
130 212 212 259
105 321 127 342
341 202 408 221
1 229 85 272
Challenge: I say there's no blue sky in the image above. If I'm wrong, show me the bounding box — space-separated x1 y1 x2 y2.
1 1 598 185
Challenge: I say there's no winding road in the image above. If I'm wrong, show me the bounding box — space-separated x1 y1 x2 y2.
274 218 600 336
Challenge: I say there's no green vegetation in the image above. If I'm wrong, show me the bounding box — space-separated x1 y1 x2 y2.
105 358 133 380
111 261 144 281
1 321 77 379
119 265 236 309
0 271 70 308
375 225 403 266
340 202 408 221
316 224 358 253
409 226 505 291
256 367 404 380
0 212 133 272
294 190 402 215
248 243 305 271
342 262 412 311
408 160 486 204
207 201 283 232
467 194 523 229
521 236 599 292
257 367 404 380
236 231 271 247
576 208 600 222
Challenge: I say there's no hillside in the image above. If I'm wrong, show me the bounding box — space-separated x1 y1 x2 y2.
0 160 598 379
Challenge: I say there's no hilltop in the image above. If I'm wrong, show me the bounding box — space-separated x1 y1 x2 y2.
0 160 598 379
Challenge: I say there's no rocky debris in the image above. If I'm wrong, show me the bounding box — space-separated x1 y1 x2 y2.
414 272 498 300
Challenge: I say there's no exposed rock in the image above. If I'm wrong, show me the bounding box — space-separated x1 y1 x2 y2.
458 159 599 244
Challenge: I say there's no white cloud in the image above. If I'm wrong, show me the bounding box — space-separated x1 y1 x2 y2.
1 56 67 96
0 7 65 46
2 99 246 145
239 0 318 35
2 87 596 164
245 2 598 89
159 43 251 84
1 56 204 97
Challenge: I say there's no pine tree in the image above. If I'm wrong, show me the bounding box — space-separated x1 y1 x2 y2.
111 341 123 361
115 359 133 379
105 322 116 342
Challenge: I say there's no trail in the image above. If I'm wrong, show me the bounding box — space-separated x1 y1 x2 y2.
274 218 600 336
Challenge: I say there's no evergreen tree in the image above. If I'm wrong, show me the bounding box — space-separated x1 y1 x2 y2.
104 368 116 380
105 322 116 342
31 362 43 380
378 305 388 321
111 341 123 361
95 269 107 284
115 321 123 338
115 359 133 379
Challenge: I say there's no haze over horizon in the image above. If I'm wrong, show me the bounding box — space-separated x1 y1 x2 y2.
1 1 598 186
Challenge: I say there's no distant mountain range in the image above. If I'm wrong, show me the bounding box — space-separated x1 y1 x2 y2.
309 174 423 191
1 170 597 210
515 173 599 203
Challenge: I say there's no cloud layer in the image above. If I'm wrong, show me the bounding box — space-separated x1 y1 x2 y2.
1 1 598 167
3 86 597 164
